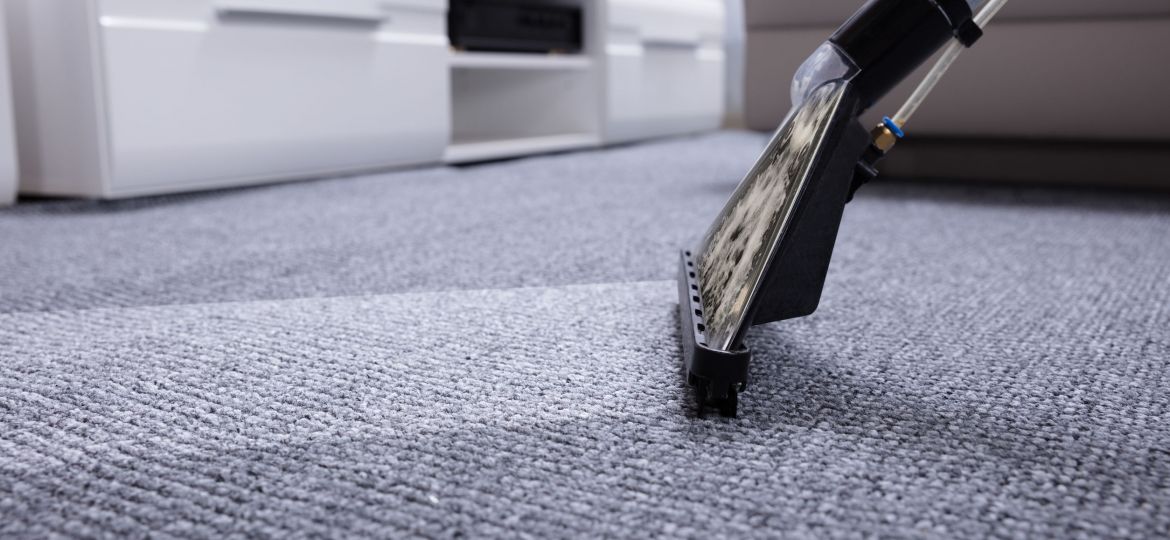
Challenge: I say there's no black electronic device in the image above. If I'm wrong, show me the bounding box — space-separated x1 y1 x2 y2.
449 0 582 54
680 0 1000 417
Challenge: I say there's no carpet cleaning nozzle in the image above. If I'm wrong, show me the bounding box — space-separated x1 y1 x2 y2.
679 0 1006 417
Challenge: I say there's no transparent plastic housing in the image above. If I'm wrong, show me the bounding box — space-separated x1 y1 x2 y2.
790 42 859 107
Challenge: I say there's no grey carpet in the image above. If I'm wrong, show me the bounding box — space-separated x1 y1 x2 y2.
2 132 1169 537
0 133 764 314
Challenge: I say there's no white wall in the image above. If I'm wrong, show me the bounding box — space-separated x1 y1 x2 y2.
722 0 746 127
0 2 17 205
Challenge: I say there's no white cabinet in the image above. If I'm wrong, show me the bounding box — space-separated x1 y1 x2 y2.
598 0 725 144
7 0 449 198
4 0 729 196
0 3 16 205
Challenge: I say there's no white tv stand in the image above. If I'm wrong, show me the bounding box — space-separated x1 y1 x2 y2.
5 0 725 198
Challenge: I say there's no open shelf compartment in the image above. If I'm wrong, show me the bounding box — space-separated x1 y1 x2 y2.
447 64 599 163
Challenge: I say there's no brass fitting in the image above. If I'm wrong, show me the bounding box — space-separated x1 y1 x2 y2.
870 123 899 154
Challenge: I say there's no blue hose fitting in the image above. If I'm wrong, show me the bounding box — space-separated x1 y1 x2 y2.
882 116 905 138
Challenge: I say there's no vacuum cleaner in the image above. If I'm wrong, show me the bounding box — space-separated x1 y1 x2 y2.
679 0 1010 417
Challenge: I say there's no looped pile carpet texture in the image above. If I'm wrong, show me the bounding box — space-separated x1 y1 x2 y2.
1 132 1168 537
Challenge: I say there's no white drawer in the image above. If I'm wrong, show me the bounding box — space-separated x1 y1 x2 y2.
600 0 725 143
9 0 450 198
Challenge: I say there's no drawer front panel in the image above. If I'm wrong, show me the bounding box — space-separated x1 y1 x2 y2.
98 0 449 192
603 0 725 142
